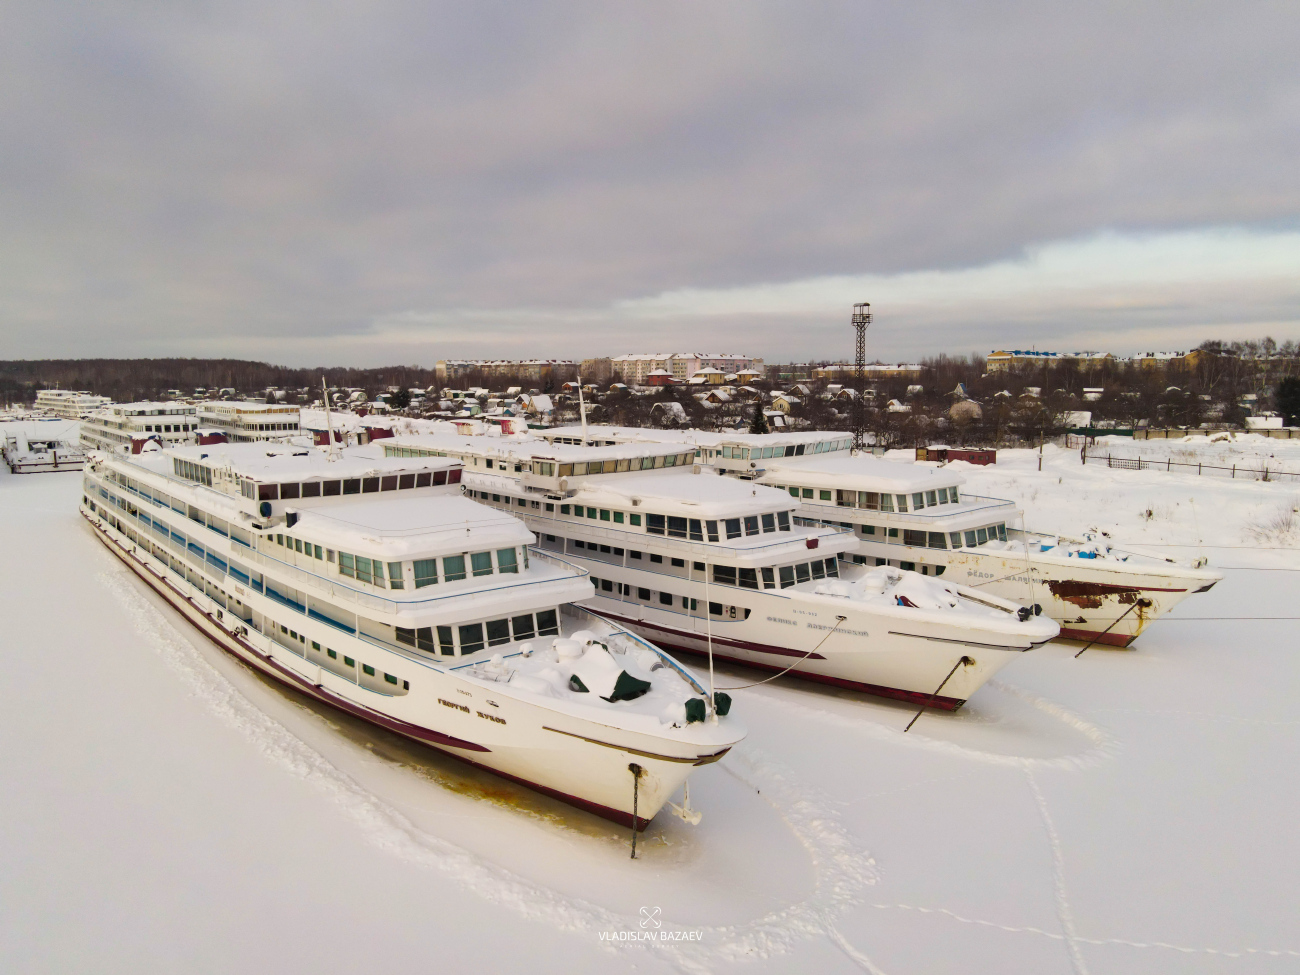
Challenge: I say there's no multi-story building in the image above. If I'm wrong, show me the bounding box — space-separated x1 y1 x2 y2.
611 353 763 386
197 401 302 443
985 350 1114 372
34 389 112 418
434 360 579 387
81 402 199 455
811 363 924 382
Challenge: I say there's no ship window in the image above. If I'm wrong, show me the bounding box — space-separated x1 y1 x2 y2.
471 552 493 577
413 559 437 587
387 562 404 588
342 479 360 495
879 494 894 513
259 484 278 501
824 558 839 577
323 480 341 496
599 509 610 521
638 587 651 600
928 532 947 549
819 490 832 501
630 514 641 527
584 507 597 519
667 516 688 538
458 623 485 654
964 531 977 547
724 518 742 540
438 626 455 654
354 556 374 584
363 664 375 676
301 482 321 498
950 532 962 548
600 545 611 553
646 514 665 535
895 495 908 512
788 487 798 497
328 649 337 659
381 476 398 491
938 488 949 503
399 474 415 489
293 538 302 553
443 555 466 581
709 602 723 616
280 482 300 500
339 552 355 578
903 529 926 547
761 567 775 589
951 488 960 503
996 524 1007 541
911 492 924 510
601 579 613 592
512 615 535 640
362 477 380 493
742 516 758 536
925 491 936 507
497 548 518 574
275 534 284 546
739 568 759 589
659 591 673 605
713 565 737 586
706 520 719 542
795 563 811 584
536 609 559 636
385 673 398 685
486 619 511 646
649 553 663 564
762 513 775 532
416 472 432 487
560 504 571 515
810 560 825 580
687 519 702 541
670 557 685 568
976 527 988 544
396 627 416 647
801 488 813 498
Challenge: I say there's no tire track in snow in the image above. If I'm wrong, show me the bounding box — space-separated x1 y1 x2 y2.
741 678 1121 772
100 564 882 974
865 903 1300 959
1025 768 1090 975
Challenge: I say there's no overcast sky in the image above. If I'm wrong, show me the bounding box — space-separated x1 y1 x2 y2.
2 2 1298 366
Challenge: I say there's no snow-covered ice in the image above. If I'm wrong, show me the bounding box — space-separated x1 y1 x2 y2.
2 444 1297 974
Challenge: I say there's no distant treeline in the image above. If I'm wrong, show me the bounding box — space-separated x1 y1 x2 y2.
0 358 441 405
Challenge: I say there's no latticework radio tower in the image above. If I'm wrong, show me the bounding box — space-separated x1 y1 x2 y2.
851 302 871 453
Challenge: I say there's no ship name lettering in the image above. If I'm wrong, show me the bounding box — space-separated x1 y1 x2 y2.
439 698 471 713
477 711 506 724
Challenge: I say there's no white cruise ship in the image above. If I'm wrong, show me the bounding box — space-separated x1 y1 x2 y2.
79 441 743 829
3 426 86 473
382 434 1060 711
81 401 198 455
537 426 1222 648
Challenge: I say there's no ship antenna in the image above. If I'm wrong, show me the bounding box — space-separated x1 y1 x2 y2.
577 376 590 446
851 302 871 454
321 377 340 462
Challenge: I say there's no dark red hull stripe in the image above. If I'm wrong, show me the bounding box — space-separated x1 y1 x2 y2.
597 609 827 660
1058 626 1137 648
88 516 656 831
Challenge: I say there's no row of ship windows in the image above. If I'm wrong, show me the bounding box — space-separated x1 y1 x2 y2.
271 622 409 692
713 439 851 460
468 489 796 541
245 468 459 501
266 531 526 590
141 422 194 433
856 523 1008 549
396 609 560 656
586 576 754 619
778 485 961 511
547 531 839 589
87 496 409 695
479 453 695 476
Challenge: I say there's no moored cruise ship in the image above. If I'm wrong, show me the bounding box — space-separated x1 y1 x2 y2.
540 425 1223 648
79 441 743 829
382 433 1059 710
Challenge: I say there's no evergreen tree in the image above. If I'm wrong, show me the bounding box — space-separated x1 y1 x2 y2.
748 401 769 435
1277 376 1300 426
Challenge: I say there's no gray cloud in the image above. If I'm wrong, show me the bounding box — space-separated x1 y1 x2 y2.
1 1 1298 364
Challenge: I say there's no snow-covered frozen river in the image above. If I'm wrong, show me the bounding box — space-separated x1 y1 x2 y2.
2 446 1297 974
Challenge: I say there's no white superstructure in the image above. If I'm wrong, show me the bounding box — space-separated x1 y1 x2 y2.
3 422 85 473
79 441 743 828
197 401 302 443
34 389 112 418
383 433 1059 710
80 402 198 455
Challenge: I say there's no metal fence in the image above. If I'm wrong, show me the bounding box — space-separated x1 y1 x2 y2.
1080 447 1300 483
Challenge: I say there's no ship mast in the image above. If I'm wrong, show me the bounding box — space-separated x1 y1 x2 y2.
851 302 872 454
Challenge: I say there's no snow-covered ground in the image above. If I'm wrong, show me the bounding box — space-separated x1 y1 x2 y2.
2 447 1298 974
